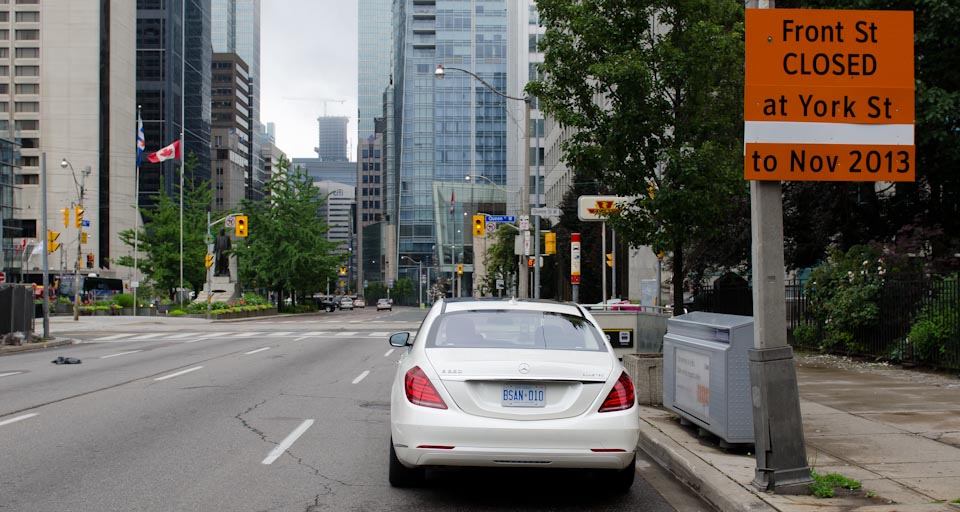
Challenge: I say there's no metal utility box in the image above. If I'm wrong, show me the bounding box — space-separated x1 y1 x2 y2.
663 312 754 444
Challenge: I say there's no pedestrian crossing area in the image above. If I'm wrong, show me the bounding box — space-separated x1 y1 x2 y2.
89 330 411 343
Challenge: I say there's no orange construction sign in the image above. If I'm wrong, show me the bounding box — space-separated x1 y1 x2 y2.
744 9 915 182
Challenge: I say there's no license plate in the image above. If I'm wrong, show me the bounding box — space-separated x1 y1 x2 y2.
501 384 546 408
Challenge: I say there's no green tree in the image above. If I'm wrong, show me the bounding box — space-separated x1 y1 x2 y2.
528 0 747 312
232 158 342 310
481 223 520 296
116 154 211 301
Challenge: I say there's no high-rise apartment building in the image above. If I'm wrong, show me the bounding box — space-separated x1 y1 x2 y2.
137 0 212 205
212 0 265 201
6 1 137 277
357 0 393 142
392 0 509 293
508 0 544 216
316 116 349 162
210 53 251 211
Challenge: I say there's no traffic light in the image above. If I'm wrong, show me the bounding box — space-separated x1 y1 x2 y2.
60 208 69 228
457 264 463 275
81 232 88 244
205 254 214 268
86 253 94 269
235 215 248 237
544 232 556 255
606 253 613 267
75 206 84 228
46 230 61 253
472 214 485 237
339 266 347 276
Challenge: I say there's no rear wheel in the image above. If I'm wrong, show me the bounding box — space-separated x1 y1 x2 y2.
608 455 636 493
389 439 424 487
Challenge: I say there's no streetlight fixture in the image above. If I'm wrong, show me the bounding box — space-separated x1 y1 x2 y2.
436 64 532 298
60 158 91 321
401 255 423 308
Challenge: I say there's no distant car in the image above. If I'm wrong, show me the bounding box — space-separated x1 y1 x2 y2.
339 297 354 311
377 298 392 311
354 298 366 308
387 298 639 490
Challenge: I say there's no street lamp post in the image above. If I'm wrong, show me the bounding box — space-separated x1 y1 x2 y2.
60 158 91 322
401 255 423 308
436 64 531 298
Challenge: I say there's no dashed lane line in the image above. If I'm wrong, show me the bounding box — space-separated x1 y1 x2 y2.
126 333 166 341
336 332 359 336
92 334 135 341
0 371 24 378
244 347 271 355
384 349 395 357
154 366 204 381
352 370 370 384
262 420 315 465
100 350 143 359
0 413 38 427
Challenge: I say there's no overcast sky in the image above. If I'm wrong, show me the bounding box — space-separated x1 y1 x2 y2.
261 1 358 161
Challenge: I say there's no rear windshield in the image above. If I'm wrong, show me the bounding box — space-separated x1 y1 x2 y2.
427 310 607 352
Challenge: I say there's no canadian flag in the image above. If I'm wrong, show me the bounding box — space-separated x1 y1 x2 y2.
147 140 181 163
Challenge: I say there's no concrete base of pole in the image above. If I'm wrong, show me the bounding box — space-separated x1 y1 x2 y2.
748 345 813 494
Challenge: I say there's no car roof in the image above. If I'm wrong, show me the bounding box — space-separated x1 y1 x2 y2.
438 298 585 317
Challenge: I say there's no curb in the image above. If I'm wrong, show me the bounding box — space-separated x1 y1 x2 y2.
0 338 77 356
636 419 776 512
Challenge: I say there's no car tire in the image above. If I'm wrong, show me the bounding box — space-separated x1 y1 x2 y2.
607 454 636 493
389 438 424 487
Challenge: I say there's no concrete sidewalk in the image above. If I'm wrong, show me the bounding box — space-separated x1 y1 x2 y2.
638 356 960 511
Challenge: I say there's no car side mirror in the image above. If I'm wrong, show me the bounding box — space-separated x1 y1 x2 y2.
389 332 411 347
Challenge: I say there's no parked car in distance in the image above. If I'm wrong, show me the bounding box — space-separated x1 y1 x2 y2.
339 297 354 311
387 297 640 491
377 298 392 311
354 297 366 308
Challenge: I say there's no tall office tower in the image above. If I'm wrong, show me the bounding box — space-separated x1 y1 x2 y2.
137 0 212 206
211 0 265 201
392 0 509 292
316 116 349 162
210 53 251 211
357 0 393 142
4 1 136 278
507 0 544 217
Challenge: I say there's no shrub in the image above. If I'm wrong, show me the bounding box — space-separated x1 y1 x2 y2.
802 245 887 353
168 309 186 316
112 293 135 308
907 276 959 365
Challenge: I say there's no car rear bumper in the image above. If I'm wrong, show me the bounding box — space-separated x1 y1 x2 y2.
391 407 639 470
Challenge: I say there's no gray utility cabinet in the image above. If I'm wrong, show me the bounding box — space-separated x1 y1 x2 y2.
663 312 754 444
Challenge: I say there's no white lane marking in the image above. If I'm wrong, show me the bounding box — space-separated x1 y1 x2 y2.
0 371 23 378
195 332 229 339
165 332 203 339
348 320 362 323
267 332 294 337
384 349 395 357
368 332 389 337
100 350 143 359
0 413 38 427
154 366 204 381
92 334 135 341
231 332 261 338
245 347 271 355
302 332 329 336
127 333 166 341
336 332 358 336
352 370 370 384
262 419 315 465
293 337 307 342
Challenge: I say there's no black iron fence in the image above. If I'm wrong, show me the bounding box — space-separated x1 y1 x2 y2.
691 277 960 370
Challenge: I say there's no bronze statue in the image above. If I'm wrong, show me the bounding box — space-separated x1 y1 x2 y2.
213 228 231 277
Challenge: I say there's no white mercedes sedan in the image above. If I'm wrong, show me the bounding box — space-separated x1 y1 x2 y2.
387 298 640 491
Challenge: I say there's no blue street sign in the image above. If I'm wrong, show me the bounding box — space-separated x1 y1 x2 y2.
82 220 90 227
485 215 515 223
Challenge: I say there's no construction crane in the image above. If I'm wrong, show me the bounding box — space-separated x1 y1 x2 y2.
280 97 346 117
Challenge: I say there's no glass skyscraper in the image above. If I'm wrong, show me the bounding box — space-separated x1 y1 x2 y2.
358 0 394 142
393 0 508 290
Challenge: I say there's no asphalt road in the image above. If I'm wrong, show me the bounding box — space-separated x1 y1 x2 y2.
1 308 712 511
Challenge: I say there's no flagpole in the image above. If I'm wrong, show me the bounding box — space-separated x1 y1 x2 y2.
134 106 142 316
179 0 185 307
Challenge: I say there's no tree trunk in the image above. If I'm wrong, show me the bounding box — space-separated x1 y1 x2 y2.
673 242 684 317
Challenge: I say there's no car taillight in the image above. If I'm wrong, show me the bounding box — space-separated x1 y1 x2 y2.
598 371 636 413
405 366 447 409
